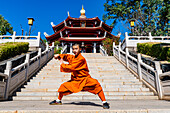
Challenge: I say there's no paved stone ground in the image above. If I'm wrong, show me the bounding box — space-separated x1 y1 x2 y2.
0 100 170 113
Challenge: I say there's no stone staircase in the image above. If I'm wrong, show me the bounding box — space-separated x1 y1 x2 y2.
13 53 158 100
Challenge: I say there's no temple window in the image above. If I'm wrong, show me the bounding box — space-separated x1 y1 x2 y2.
81 21 86 27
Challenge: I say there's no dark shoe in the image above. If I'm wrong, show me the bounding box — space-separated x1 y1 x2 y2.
49 100 62 105
103 102 110 109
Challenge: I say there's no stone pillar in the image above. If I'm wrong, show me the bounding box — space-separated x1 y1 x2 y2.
93 42 96 53
155 61 163 99
137 53 142 80
70 43 73 53
25 54 30 81
4 61 12 99
12 31 16 42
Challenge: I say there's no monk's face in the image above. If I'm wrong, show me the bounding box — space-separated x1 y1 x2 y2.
73 45 81 56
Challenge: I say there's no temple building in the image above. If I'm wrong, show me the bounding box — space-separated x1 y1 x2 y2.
45 6 117 53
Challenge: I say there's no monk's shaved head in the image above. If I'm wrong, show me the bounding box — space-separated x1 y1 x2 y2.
72 43 82 48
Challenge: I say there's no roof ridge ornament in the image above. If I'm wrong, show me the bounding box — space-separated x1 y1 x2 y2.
80 5 86 18
44 32 49 37
67 11 70 17
50 22 55 27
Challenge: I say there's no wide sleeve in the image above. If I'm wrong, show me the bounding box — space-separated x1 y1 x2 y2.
59 54 73 62
60 58 84 72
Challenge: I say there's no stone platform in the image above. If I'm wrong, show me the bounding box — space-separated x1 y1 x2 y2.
0 100 170 113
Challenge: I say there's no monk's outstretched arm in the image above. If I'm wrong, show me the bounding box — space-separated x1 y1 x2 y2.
59 54 73 62
60 58 84 72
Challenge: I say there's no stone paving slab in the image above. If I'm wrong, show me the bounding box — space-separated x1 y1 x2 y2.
0 100 170 113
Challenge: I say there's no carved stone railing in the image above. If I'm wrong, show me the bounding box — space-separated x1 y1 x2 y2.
100 45 108 56
0 73 8 100
113 42 163 99
0 42 54 100
61 45 67 54
160 71 170 99
0 31 46 51
121 32 170 51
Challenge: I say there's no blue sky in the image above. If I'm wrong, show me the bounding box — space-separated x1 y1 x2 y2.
1 0 128 40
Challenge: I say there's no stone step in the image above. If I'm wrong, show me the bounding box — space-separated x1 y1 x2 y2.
32 76 137 80
25 83 144 88
22 86 150 92
27 81 143 85
13 95 158 101
31 76 138 80
30 79 140 83
36 74 134 78
21 88 151 92
16 91 154 96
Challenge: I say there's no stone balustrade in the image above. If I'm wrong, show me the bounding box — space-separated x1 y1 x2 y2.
121 32 170 51
100 45 108 56
160 71 170 100
113 42 164 99
0 31 46 51
61 45 67 54
0 43 54 100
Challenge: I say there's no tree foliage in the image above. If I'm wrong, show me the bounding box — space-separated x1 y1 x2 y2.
0 15 13 35
103 0 170 36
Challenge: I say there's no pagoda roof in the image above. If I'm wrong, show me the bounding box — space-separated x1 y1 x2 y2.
46 26 115 41
59 37 106 42
52 16 113 33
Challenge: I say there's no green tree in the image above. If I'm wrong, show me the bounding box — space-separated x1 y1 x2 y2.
103 0 169 36
0 15 13 35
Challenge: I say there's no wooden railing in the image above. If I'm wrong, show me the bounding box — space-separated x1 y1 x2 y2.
113 42 163 99
0 43 54 100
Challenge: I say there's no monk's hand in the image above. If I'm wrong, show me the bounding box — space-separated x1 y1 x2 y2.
59 59 63 65
54 54 60 60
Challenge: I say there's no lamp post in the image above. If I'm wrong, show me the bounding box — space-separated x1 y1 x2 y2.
27 18 35 36
130 18 135 36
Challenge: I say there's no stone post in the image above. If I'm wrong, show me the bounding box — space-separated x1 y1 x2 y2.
118 42 121 61
38 48 42 67
46 42 49 61
70 43 73 54
113 42 115 56
125 48 129 68
125 32 129 49
149 32 152 42
155 61 163 99
12 31 16 42
25 54 30 81
93 42 96 53
52 42 55 56
4 61 12 99
37 32 41 47
137 53 142 80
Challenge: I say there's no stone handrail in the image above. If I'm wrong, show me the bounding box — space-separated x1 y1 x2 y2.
0 31 46 51
61 45 67 54
100 45 108 56
0 42 55 100
121 32 170 50
0 73 7 100
113 42 163 99
159 71 170 99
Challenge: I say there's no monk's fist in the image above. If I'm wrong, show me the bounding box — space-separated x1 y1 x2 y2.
54 54 60 59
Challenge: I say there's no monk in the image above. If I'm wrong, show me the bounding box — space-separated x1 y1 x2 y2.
49 43 110 109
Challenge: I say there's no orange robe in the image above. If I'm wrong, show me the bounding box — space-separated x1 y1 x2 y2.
58 53 102 95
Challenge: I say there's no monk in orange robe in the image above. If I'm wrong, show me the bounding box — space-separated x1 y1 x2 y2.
49 43 110 109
